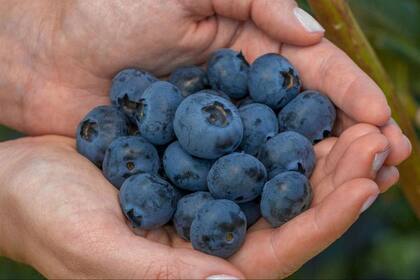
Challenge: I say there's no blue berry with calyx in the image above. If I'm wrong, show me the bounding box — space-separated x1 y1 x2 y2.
174 92 243 159
248 53 301 110
76 105 128 167
109 68 158 120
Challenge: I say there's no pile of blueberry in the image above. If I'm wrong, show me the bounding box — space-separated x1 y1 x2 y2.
76 49 336 258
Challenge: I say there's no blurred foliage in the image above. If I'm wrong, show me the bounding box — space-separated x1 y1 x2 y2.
1 0 420 279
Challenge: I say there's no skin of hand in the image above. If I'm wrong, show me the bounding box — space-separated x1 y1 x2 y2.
0 0 412 279
0 125 407 279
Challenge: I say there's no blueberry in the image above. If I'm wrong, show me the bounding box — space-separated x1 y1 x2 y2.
258 131 315 179
236 96 254 108
207 49 249 99
109 68 158 120
119 173 178 230
102 136 160 189
135 81 183 145
173 191 214 240
190 199 247 258
76 105 128 167
196 89 231 101
169 66 209 97
278 90 336 143
163 141 212 191
238 199 261 228
208 152 267 203
249 53 301 110
174 93 243 159
260 171 312 227
239 103 279 156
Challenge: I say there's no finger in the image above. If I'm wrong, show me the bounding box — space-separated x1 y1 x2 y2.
380 119 412 165
324 124 380 174
183 0 324 45
282 39 391 126
312 131 389 204
232 178 379 279
375 165 400 193
314 137 337 159
230 21 280 63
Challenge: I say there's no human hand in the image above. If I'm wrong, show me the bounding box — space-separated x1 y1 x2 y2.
0 0 409 169
0 124 410 279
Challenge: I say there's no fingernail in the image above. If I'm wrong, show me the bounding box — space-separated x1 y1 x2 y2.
403 134 412 151
360 194 378 213
376 166 398 183
372 148 390 173
293 7 325 33
206 275 240 280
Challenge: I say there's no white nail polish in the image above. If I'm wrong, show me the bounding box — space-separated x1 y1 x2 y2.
403 135 412 151
372 149 390 173
293 7 325 33
360 194 378 213
206 275 240 280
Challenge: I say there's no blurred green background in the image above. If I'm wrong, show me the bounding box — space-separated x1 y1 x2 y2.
1 0 419 279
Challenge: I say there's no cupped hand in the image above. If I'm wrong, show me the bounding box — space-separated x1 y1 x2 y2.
2 0 409 168
0 124 409 279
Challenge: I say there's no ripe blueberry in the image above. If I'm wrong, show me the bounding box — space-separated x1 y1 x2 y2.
119 173 178 230
208 152 267 203
207 49 249 99
163 141 212 191
174 92 243 159
102 136 160 189
109 68 158 120
76 105 128 167
238 199 261 228
239 103 279 156
173 191 214 240
261 171 312 227
249 53 301 110
278 90 336 143
258 131 315 179
135 81 183 145
190 199 247 258
169 66 209 97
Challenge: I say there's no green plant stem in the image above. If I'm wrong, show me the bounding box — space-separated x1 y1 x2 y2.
308 0 420 218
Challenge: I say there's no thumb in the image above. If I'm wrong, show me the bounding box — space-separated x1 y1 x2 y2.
185 0 324 46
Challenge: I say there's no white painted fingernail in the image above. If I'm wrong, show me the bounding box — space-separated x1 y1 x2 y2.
206 275 240 280
360 194 378 213
403 135 412 151
293 7 325 33
372 149 390 173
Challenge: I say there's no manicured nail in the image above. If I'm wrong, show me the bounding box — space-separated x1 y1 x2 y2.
293 7 325 33
360 194 378 213
372 148 390 173
403 134 412 151
206 275 240 280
